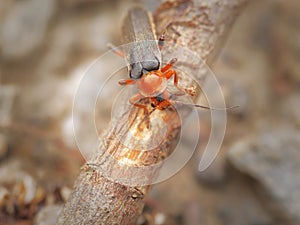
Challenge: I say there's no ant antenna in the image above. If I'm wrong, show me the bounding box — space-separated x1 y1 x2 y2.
172 100 239 111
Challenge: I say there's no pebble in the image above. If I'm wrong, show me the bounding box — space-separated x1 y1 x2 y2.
227 128 300 224
0 0 56 60
33 204 62 225
60 186 72 202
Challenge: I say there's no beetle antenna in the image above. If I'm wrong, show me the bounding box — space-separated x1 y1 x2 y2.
108 43 125 58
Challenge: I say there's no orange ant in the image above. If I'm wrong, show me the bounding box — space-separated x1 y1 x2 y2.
118 57 195 114
111 36 218 114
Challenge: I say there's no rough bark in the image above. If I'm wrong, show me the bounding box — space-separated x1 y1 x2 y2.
57 0 249 224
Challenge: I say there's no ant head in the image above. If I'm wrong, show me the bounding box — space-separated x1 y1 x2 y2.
137 72 167 97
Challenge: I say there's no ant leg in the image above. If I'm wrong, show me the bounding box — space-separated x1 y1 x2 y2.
164 69 184 94
129 93 148 115
161 58 177 73
170 99 240 111
107 43 125 58
164 69 196 96
156 99 172 110
150 92 173 124
119 79 136 85
130 93 152 130
151 92 172 110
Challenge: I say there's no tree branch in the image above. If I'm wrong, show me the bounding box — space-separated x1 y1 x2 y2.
57 0 249 224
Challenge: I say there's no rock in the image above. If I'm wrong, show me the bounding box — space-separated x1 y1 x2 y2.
217 199 272 225
17 74 76 122
227 128 300 224
33 204 62 225
0 0 56 60
183 201 204 225
220 78 250 118
195 156 227 187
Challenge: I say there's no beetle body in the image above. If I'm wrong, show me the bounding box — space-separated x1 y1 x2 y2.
122 7 161 79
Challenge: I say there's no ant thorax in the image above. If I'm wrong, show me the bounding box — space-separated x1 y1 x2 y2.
137 72 168 97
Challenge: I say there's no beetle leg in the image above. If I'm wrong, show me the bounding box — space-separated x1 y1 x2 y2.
158 31 165 51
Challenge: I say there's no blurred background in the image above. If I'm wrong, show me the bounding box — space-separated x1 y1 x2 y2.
0 0 300 224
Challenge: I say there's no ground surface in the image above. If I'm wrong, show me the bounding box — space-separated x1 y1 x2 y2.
0 0 299 224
